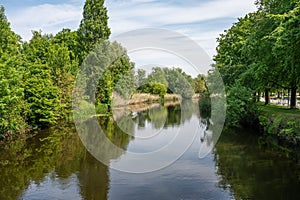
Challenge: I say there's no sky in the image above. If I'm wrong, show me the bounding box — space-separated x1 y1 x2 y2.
1 0 257 75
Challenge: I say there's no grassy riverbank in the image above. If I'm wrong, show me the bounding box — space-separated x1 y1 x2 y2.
257 102 300 148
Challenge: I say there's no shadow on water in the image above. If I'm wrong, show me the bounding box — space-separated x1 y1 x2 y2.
0 99 299 199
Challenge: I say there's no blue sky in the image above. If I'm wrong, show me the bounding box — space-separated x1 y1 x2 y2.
1 0 257 74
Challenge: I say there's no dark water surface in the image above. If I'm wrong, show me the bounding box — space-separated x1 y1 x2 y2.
0 100 299 200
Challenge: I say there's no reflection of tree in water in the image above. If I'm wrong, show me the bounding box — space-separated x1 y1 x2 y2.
98 116 134 150
77 152 109 200
0 118 134 200
0 126 86 200
165 104 181 126
214 130 300 200
148 105 168 129
0 100 215 200
136 111 148 128
77 116 134 200
133 99 197 129
180 99 196 123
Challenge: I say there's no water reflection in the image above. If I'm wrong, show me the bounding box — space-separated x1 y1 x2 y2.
0 100 299 199
214 129 300 200
0 100 220 199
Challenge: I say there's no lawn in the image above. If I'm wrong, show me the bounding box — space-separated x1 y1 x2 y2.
257 102 300 118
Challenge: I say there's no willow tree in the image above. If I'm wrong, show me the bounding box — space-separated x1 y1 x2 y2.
78 0 111 63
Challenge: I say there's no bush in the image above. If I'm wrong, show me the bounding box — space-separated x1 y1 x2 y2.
259 115 300 146
140 82 167 97
226 84 259 127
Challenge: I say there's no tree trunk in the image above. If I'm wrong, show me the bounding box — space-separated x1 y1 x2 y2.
288 89 290 107
257 91 261 102
290 85 297 109
265 89 270 105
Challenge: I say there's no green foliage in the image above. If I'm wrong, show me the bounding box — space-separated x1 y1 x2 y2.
22 31 52 64
140 67 195 98
194 74 207 93
258 104 300 146
78 0 110 63
214 0 300 136
52 28 80 63
0 6 20 60
114 67 137 99
136 69 146 87
0 7 26 137
23 64 61 128
259 115 300 146
0 1 120 136
0 58 26 137
141 82 167 97
226 84 259 127
163 67 194 98
80 40 134 105
146 67 168 87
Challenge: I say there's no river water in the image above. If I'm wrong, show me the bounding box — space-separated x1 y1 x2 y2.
0 100 299 200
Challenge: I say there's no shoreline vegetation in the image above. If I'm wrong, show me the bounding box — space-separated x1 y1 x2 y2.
1 0 300 153
113 93 200 107
0 0 207 141
212 0 300 150
257 103 300 149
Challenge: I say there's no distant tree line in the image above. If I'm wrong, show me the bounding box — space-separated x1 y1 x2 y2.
136 67 206 99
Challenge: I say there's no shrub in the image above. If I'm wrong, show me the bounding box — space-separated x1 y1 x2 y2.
140 82 167 97
226 83 259 127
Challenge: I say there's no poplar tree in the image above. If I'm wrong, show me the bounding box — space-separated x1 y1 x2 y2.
78 0 111 63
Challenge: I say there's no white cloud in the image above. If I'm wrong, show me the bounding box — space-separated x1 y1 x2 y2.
7 4 82 40
106 0 257 57
4 0 257 74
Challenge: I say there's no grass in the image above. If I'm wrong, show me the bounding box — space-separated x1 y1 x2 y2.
257 102 300 118
257 102 300 149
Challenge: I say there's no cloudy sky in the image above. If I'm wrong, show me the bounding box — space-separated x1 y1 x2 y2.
1 0 257 74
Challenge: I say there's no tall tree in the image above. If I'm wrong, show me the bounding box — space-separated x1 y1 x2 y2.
0 6 26 137
214 14 255 87
78 0 111 63
270 2 300 108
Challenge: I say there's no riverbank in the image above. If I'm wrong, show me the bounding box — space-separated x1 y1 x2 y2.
112 93 201 107
257 102 300 149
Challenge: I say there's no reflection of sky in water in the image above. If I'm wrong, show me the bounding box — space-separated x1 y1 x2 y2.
21 173 81 200
19 102 231 200
109 110 231 200
109 154 232 200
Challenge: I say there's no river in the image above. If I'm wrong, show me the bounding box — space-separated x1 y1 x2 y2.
0 100 299 200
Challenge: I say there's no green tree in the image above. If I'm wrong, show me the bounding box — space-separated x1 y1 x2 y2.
78 0 111 63
0 6 20 59
53 28 80 64
214 14 255 87
23 63 61 128
141 82 167 97
136 69 146 88
0 6 26 137
163 67 194 98
80 40 133 108
194 74 207 93
47 43 76 115
270 2 300 109
146 67 168 87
